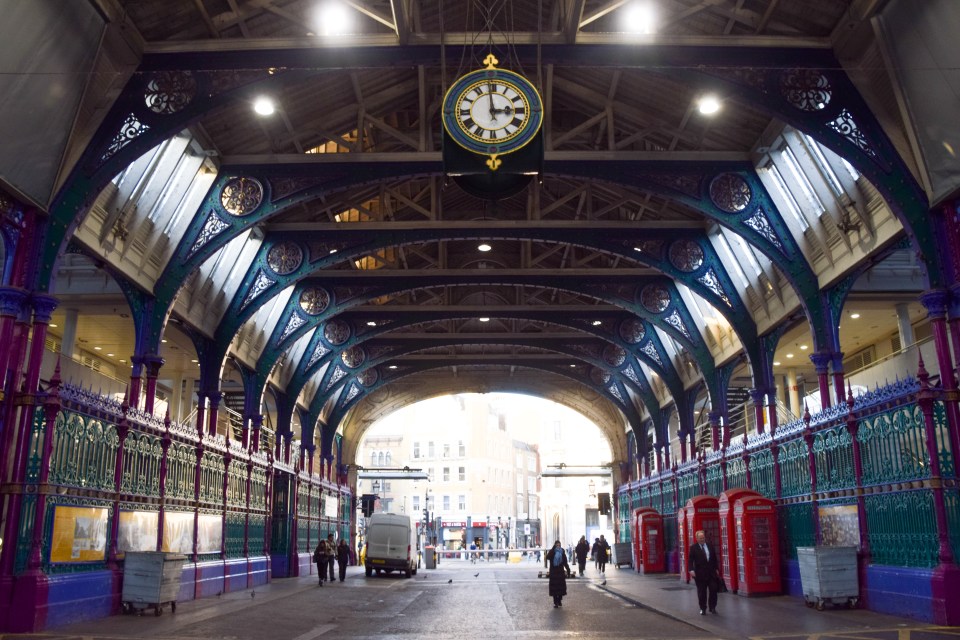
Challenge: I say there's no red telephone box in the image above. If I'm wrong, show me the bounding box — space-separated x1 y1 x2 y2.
631 507 657 571
637 509 665 574
685 495 720 579
717 488 760 594
733 495 781 596
677 505 689 583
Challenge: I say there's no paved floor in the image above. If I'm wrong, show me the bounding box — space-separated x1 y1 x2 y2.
3 560 958 640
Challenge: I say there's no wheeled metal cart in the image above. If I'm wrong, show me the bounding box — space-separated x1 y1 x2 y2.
797 546 859 610
121 552 186 616
611 542 633 569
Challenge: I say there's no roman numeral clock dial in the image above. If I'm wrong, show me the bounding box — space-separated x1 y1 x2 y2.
442 55 543 171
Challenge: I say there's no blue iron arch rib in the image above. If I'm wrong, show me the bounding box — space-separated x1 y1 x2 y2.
313 359 648 459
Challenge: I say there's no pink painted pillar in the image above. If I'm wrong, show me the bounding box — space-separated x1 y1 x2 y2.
678 429 688 463
809 352 832 410
920 290 960 463
195 391 207 438
157 414 172 552
803 407 821 544
749 388 766 435
207 391 222 437
143 354 165 415
0 287 27 394
830 352 846 408
708 411 721 451
128 355 144 411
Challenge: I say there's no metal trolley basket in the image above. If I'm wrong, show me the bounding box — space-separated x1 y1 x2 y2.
121 552 186 616
797 546 859 610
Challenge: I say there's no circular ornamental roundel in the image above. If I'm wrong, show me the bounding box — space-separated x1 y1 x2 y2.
324 320 351 345
590 367 612 386
640 285 671 313
267 242 303 275
619 318 646 344
668 239 704 273
708 173 751 214
298 288 330 316
341 346 366 368
144 71 197 115
779 69 832 112
220 177 264 217
358 369 379 387
602 344 627 367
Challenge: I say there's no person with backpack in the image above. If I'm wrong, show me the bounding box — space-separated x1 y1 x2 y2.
314 534 333 586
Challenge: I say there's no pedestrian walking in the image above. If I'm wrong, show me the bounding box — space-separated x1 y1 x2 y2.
687 530 720 615
591 537 600 569
314 536 332 586
596 535 610 573
545 540 571 608
574 535 590 576
323 533 336 583
337 538 350 582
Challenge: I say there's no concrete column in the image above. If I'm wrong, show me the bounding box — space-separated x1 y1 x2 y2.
896 302 915 349
786 368 801 417
60 308 79 360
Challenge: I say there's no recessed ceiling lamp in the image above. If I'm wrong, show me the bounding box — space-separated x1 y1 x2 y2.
569 364 577 367
388 365 397 369
49 323 58 328
94 346 102 351
107 353 114 357
367 321 377 327
253 96 275 116
850 312 861 319
624 4 655 33
786 353 794 359
697 95 721 115
191 359 198 363
479 317 490 322
773 361 781 366
478 243 492 252
317 3 350 36
592 320 602 326
161 339 167 343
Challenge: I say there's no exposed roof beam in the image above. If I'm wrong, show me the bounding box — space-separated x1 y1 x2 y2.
578 0 629 29
265 219 705 231
219 149 749 165
564 0 587 43
390 0 410 45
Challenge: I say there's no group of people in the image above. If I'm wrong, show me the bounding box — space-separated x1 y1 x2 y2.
545 534 610 608
313 533 350 586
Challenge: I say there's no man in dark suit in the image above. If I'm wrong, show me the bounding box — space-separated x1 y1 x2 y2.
687 529 720 615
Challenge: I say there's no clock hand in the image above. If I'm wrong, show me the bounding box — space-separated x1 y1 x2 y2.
488 83 495 119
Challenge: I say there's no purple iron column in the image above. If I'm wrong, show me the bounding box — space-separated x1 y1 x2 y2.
809 352 832 410
920 290 960 463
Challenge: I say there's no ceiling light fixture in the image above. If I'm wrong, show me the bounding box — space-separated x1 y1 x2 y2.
569 364 576 367
389 365 398 369
94 346 102 351
478 243 492 252
318 4 350 36
253 96 275 116
786 353 794 359
479 317 490 322
773 361 781 366
367 321 377 327
624 4 655 33
107 353 114 357
191 359 198 363
592 320 602 326
49 323 58 328
850 312 860 319
799 345 808 351
697 95 721 115
161 339 168 343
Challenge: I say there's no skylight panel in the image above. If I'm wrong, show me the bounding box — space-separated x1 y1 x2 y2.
781 145 825 216
803 134 844 196
715 231 750 288
762 162 809 230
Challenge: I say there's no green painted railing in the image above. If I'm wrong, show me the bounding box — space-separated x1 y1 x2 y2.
749 448 776 499
778 502 815 560
813 426 855 492
725 455 747 489
120 432 162 497
166 442 197 500
225 511 246 558
705 461 723 496
48 411 119 490
865 490 939 568
777 438 811 498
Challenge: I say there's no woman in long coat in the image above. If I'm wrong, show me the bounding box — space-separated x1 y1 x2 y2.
545 540 571 608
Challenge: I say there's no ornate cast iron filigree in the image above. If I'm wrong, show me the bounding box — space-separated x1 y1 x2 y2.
324 320 350 345
609 384 625 404
619 318 646 344
668 239 704 272
307 342 331 368
665 310 691 339
827 108 879 161
697 269 731 307
327 366 348 389
641 342 663 366
709 173 752 213
242 270 276 309
100 113 150 164
358 369 379 387
188 211 230 257
640 284 671 313
279 311 307 342
299 287 330 315
744 208 785 252
267 243 303 275
602 344 627 367
623 366 640 385
344 383 362 403
645 173 704 199
144 71 197 114
341 346 366 368
779 69 832 112
220 177 263 217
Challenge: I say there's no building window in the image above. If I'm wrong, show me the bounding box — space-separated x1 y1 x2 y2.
458 466 466 482
528 476 536 492
413 442 420 458
458 495 466 510
428 467 434 481
527 456 536 472
554 421 562 440
443 443 450 457
428 441 435 457
371 451 377 467
385 451 392 466
458 440 465 456
443 467 450 482
378 451 385 466
413 495 420 511
383 481 391 492
442 495 450 510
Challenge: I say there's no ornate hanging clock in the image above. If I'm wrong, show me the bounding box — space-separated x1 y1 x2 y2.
442 54 544 172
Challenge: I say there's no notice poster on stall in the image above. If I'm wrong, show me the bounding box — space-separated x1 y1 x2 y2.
50 505 108 563
162 511 195 554
197 513 223 554
819 504 860 548
118 510 159 553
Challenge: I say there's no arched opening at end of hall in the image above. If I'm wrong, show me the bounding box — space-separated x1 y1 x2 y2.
354 392 616 558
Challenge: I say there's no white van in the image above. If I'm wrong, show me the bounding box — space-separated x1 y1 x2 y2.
364 513 417 578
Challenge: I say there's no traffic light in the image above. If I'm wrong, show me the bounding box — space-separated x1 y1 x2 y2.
361 494 376 517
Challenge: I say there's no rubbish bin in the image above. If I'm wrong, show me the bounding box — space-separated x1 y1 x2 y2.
797 546 859 610
122 551 186 616
424 545 436 569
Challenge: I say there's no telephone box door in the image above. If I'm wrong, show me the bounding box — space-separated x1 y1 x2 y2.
632 507 657 572
638 510 665 574
718 488 760 594
677 506 689 583
734 496 781 596
685 495 720 582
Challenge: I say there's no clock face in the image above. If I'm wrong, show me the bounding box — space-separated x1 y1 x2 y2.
442 68 543 158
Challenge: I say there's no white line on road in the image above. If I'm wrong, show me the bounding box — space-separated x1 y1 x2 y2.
291 623 337 640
